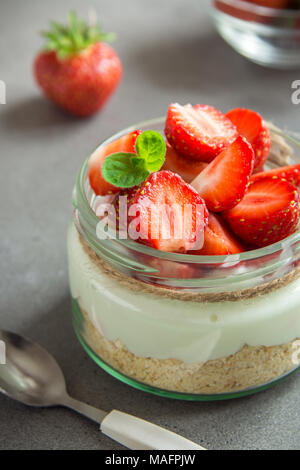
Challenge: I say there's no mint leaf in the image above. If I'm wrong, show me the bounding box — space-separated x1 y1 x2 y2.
101 153 150 188
135 130 166 172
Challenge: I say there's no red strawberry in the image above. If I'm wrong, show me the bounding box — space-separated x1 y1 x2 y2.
242 0 289 8
162 142 208 183
191 136 255 212
165 103 238 162
251 164 300 187
214 0 263 23
226 108 271 169
192 213 245 255
34 12 122 117
214 0 288 27
126 170 208 253
89 130 141 196
223 177 300 248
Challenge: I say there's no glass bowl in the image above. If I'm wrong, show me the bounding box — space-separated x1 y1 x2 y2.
68 117 300 401
212 0 300 68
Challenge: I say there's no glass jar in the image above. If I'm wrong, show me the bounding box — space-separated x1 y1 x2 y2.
68 118 300 401
212 0 300 69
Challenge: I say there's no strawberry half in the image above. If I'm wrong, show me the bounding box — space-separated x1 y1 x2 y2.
191 213 245 256
191 136 255 212
226 108 271 169
88 130 141 196
126 170 208 253
243 0 289 8
251 164 300 187
165 103 238 162
223 177 300 248
162 142 208 183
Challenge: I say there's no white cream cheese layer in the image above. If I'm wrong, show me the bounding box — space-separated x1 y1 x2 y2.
68 223 300 363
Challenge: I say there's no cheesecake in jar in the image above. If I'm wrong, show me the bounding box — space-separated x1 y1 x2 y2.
68 105 300 400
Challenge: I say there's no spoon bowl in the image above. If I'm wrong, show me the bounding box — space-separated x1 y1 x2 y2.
0 330 66 407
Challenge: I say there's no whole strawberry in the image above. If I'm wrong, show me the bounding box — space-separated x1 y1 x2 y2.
34 12 122 117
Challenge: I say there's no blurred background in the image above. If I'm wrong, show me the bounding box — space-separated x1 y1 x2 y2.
0 0 300 450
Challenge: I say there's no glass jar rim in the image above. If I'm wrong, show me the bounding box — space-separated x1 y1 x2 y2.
74 116 300 266
213 0 300 17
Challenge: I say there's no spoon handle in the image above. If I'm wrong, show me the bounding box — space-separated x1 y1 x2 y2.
101 410 206 450
61 395 107 424
62 396 205 449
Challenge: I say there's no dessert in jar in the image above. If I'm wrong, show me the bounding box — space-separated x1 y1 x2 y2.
68 103 300 400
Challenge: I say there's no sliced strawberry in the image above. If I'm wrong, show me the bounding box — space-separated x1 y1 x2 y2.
223 177 300 248
162 142 208 183
251 164 300 187
191 213 245 255
226 108 271 169
88 130 141 196
125 170 208 253
243 0 289 8
191 136 255 212
214 0 265 23
165 103 238 162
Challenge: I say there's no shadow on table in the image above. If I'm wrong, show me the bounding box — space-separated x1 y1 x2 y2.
1 96 86 134
130 30 294 92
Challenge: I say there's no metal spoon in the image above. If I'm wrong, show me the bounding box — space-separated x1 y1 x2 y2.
0 330 205 450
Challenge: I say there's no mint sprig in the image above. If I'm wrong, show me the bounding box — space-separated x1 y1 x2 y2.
41 11 115 59
101 130 166 188
101 153 149 188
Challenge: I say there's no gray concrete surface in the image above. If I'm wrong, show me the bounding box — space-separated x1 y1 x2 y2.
1 0 300 450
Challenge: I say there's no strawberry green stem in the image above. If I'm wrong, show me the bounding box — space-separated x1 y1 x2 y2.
41 10 115 59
